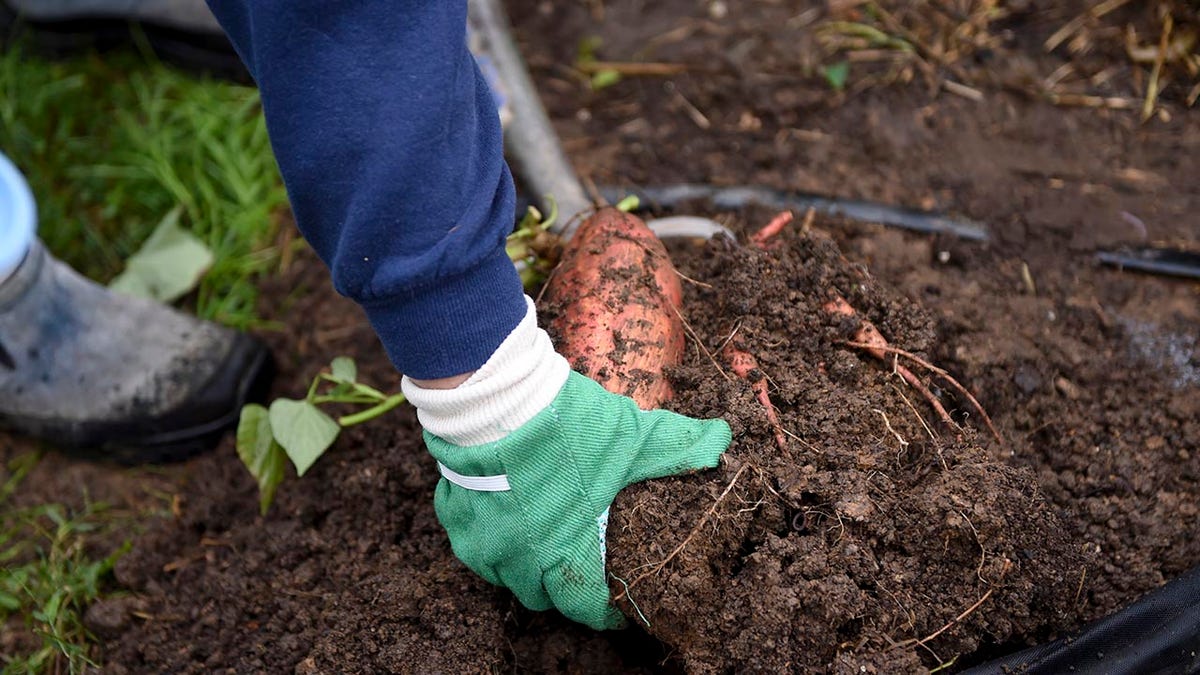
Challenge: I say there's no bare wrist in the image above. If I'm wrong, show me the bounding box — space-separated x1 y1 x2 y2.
410 372 475 390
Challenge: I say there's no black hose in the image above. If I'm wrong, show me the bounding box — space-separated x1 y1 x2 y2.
596 183 992 242
1096 248 1200 280
516 183 1200 281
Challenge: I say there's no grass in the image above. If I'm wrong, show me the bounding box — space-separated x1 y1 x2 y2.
0 40 287 328
0 40 289 674
0 452 145 674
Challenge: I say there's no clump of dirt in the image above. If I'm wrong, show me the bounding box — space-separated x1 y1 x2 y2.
579 221 1088 673
830 218 1200 628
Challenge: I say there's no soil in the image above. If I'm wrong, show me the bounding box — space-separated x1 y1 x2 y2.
2 0 1197 673
590 225 1090 673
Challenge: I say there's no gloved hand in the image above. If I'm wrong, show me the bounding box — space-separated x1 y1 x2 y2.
402 297 731 630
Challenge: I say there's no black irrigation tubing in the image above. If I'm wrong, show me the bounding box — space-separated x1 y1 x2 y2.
516 184 1200 281
596 183 993 242
1096 248 1200 280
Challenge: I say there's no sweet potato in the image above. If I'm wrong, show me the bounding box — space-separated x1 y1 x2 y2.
544 208 684 409
722 340 788 451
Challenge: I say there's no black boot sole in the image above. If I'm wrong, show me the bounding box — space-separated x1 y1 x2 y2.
15 333 276 465
0 3 250 82
103 332 275 464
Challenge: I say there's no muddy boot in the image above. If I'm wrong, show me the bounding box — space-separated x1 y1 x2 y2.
0 157 271 463
0 243 273 462
0 0 246 79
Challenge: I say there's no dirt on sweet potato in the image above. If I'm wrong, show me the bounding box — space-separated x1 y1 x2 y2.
544 207 685 407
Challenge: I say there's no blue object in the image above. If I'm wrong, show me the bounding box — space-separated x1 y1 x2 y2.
474 54 509 117
208 0 526 379
0 152 36 280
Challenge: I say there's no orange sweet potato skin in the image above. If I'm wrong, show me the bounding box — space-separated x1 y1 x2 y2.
544 208 684 409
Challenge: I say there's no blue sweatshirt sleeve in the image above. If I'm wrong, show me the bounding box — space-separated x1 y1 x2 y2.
206 0 526 380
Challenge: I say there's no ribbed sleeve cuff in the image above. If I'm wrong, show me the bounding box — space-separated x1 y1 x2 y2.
402 296 570 446
360 246 527 380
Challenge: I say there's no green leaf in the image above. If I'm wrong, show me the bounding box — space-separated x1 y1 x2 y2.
329 356 357 383
41 589 64 625
514 205 543 236
0 590 20 612
268 399 340 477
590 69 622 90
236 404 289 515
109 205 215 303
615 195 640 212
576 35 602 64
821 61 850 92
43 505 65 527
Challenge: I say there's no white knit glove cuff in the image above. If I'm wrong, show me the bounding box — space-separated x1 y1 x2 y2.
401 296 570 446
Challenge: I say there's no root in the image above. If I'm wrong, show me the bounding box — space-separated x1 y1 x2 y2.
716 320 743 353
614 463 750 602
755 466 798 509
609 574 651 627
826 295 957 430
723 341 788 452
674 268 714 289
825 292 1009 449
894 559 1013 651
892 382 937 442
750 210 794 248
874 408 910 453
673 304 731 382
895 361 957 430
1073 567 1088 607
843 340 1004 448
750 208 815 249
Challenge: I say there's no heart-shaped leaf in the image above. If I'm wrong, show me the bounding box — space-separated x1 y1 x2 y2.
268 398 340 477
330 356 357 383
235 404 288 515
109 206 214 303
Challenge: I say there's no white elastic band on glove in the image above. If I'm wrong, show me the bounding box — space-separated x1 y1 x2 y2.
437 462 511 491
401 295 570 447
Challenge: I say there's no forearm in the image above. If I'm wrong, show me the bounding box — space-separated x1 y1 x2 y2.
207 0 525 379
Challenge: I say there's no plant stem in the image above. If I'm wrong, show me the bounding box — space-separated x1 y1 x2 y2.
349 382 390 400
311 394 378 405
305 374 322 402
338 394 406 427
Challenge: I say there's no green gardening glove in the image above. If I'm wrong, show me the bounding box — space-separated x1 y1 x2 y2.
423 370 730 629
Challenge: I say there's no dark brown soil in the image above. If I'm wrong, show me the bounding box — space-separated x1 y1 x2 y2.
595 224 1089 673
2 1 1196 673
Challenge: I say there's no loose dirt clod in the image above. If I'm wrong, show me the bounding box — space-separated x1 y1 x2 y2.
592 221 1087 673
757 209 999 446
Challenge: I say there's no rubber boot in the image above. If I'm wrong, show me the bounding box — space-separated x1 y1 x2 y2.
1 0 246 80
0 241 273 463
0 157 271 463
